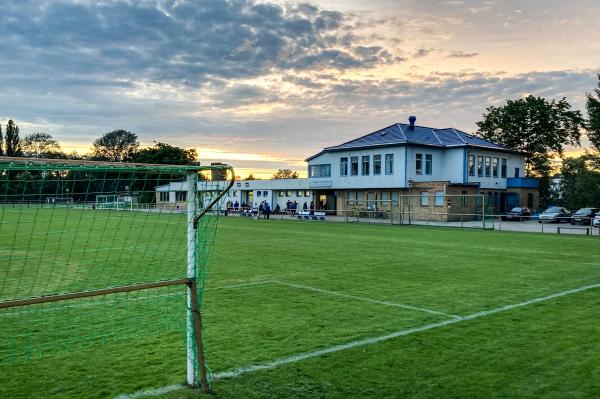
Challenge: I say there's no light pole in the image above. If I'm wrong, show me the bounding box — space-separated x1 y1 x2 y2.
407 178 414 225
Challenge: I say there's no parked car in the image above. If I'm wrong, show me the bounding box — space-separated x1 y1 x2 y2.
501 207 531 221
594 214 600 227
571 208 600 225
538 206 571 223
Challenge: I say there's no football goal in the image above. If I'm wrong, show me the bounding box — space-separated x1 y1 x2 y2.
0 157 234 392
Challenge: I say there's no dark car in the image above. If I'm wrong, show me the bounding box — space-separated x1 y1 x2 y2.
501 207 531 221
570 208 599 225
538 206 571 223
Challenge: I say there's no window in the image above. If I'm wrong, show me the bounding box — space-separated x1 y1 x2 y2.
373 155 382 175
356 191 363 206
468 154 475 176
286 190 292 197
461 190 468 206
347 191 356 205
159 192 169 201
425 154 433 175
362 155 370 175
297 190 303 197
309 164 331 178
385 154 394 175
340 157 348 176
351 156 359 176
514 167 520 178
492 158 499 178
527 193 534 208
501 158 507 178
416 153 423 175
434 191 444 207
420 191 429 206
278 191 284 197
304 190 311 197
257 191 262 197
175 191 187 202
485 157 491 177
477 156 484 177
391 191 399 207
233 190 238 196
263 191 268 197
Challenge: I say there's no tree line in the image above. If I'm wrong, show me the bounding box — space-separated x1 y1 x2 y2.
0 125 198 165
476 74 600 209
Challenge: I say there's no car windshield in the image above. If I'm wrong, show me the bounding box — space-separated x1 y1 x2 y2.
544 207 561 213
510 208 522 212
575 208 592 215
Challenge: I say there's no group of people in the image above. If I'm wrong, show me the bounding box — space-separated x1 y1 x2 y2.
225 198 323 219
250 200 271 219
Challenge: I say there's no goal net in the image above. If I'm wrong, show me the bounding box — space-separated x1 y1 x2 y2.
0 157 233 396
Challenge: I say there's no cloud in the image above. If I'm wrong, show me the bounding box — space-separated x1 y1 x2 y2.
0 0 399 90
447 51 479 58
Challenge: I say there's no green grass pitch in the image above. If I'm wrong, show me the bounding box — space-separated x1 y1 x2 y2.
2 213 600 398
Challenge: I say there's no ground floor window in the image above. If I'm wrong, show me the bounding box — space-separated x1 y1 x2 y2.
420 191 429 206
159 192 169 202
175 191 187 202
434 191 444 207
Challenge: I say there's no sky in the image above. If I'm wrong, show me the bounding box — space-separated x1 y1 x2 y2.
1 0 599 178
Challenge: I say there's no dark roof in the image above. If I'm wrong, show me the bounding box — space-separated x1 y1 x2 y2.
306 123 518 161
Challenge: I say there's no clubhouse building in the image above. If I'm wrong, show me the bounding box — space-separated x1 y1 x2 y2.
156 117 539 215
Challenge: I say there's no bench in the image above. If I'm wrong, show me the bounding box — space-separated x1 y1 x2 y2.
296 211 326 221
557 226 589 236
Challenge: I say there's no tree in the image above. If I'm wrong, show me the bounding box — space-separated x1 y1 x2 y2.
5 120 22 156
272 169 299 179
132 142 198 165
245 174 256 180
0 123 3 156
21 132 61 158
91 129 139 162
476 95 585 206
586 74 600 152
559 154 600 210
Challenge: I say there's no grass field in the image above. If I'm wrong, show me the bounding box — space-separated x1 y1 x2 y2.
2 212 600 398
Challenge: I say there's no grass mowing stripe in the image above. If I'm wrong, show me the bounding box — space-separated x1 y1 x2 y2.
273 280 460 319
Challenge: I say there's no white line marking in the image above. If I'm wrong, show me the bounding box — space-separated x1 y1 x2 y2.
273 280 460 319
114 281 600 398
113 384 185 399
213 281 600 379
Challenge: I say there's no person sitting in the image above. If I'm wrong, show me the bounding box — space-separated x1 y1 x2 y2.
234 201 239 212
274 204 281 214
309 201 315 215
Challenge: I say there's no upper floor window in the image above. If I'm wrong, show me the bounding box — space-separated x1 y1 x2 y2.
385 154 394 175
340 157 348 176
296 190 303 197
477 155 484 177
373 155 382 175
416 153 423 175
350 156 359 176
501 158 507 178
492 157 499 178
514 167 520 178
485 157 491 177
309 164 331 178
468 154 475 176
425 154 433 175
362 156 370 175
257 191 262 197
278 191 284 197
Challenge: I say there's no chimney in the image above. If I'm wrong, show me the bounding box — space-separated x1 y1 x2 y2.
408 115 416 130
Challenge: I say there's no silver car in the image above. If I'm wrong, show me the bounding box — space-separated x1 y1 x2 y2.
593 214 600 227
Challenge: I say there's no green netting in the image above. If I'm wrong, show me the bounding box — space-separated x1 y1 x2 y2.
0 157 232 393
